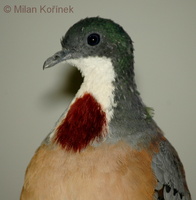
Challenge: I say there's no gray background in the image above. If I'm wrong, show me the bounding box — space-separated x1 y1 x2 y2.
0 0 195 199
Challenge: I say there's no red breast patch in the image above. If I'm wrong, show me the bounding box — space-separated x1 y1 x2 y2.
54 93 107 152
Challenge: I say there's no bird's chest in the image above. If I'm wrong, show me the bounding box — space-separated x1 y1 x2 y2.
22 142 156 200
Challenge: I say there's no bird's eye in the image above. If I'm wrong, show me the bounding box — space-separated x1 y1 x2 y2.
87 33 100 46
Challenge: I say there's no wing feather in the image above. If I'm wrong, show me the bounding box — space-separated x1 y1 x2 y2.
152 139 191 200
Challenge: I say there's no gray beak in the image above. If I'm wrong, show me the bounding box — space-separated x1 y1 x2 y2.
43 50 72 69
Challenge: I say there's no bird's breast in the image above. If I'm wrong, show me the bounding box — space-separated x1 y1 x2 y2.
21 141 157 200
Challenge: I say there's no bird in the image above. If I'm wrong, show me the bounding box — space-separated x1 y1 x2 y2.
20 17 191 200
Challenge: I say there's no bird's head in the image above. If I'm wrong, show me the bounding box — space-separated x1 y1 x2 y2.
43 17 134 79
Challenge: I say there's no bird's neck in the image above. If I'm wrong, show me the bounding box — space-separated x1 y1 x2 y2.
108 71 159 149
47 57 158 151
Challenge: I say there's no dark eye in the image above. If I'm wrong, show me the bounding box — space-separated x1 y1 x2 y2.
87 33 100 46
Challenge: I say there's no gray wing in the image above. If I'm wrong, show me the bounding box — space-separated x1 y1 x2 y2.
152 139 191 200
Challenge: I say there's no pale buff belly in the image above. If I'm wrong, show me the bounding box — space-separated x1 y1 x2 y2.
20 141 156 200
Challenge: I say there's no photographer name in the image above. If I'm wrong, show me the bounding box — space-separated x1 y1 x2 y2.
13 5 74 14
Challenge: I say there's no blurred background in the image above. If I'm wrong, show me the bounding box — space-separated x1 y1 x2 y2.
0 0 195 199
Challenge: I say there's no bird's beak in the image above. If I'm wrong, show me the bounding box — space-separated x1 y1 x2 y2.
43 49 72 70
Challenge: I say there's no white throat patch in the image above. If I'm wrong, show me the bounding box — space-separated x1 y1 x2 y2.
68 56 116 122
